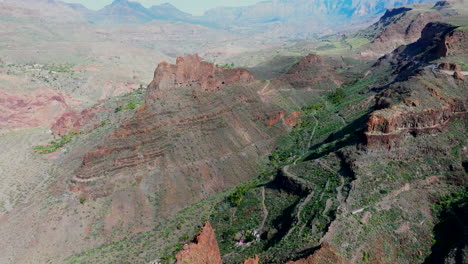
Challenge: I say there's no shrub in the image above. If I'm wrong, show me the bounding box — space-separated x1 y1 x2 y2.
327 88 346 104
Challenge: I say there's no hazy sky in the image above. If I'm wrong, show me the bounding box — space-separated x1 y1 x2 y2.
62 0 263 15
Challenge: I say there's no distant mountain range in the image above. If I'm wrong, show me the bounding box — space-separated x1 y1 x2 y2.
65 0 438 36
64 0 193 24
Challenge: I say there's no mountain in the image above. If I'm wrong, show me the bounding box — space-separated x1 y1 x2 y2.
89 0 157 24
199 0 439 27
83 0 193 24
0 0 467 264
62 0 439 38
148 3 192 21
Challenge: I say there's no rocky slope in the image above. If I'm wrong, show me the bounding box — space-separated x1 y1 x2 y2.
358 0 465 57
167 7 467 264
174 222 222 264
70 55 292 215
277 53 346 90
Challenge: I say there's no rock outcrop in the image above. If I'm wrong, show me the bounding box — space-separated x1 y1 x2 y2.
365 101 466 148
175 222 222 264
366 22 468 149
0 87 76 131
279 53 345 89
52 107 102 136
243 255 260 264
146 55 254 101
362 6 442 55
286 243 349 264
71 55 286 214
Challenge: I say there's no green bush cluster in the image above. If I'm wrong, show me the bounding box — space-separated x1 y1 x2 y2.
33 131 78 154
219 63 235 69
115 100 141 113
228 179 261 207
433 189 468 216
327 88 346 104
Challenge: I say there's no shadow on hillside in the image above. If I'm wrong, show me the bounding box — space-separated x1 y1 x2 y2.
423 199 468 264
304 113 370 161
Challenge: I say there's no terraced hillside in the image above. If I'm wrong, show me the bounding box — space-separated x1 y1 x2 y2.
0 1 466 264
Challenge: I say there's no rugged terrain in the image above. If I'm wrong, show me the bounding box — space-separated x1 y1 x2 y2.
0 1 467 264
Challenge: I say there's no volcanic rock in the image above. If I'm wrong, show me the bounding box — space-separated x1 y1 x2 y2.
286 243 349 264
454 71 465 80
175 222 222 264
71 55 286 214
146 54 254 102
243 256 260 264
279 53 345 89
52 107 102 136
0 87 76 131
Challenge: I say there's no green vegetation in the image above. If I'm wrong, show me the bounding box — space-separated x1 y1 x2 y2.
228 179 262 206
327 87 346 104
33 131 78 154
43 63 74 73
456 60 468 71
219 63 235 69
433 189 468 216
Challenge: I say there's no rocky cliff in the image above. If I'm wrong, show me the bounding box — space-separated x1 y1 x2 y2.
174 222 222 264
366 23 468 148
71 55 287 215
360 5 442 55
146 55 254 101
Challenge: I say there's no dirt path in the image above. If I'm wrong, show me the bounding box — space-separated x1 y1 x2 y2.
285 191 315 239
306 114 319 151
440 70 468 76
282 165 310 188
258 80 271 95
258 186 269 232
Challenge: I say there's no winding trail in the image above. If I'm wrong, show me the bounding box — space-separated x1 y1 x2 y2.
284 191 315 240
282 165 310 189
440 70 468 76
258 186 269 231
258 80 271 95
306 114 319 151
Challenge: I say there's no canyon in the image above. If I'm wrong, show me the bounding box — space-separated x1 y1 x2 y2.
0 1 466 264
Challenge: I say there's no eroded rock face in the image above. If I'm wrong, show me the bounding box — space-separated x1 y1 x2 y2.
279 53 345 89
438 62 461 71
175 222 222 264
52 108 102 136
286 243 349 264
0 87 77 131
369 7 442 54
243 255 260 264
71 55 285 215
146 55 254 102
365 103 466 148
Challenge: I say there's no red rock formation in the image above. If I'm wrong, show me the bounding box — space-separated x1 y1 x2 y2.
285 111 301 126
0 87 77 131
286 243 349 264
71 55 285 214
370 8 442 54
453 71 465 80
279 53 345 89
175 222 222 264
443 27 468 57
146 55 254 102
288 53 323 74
365 100 466 148
438 62 462 71
52 107 102 136
243 255 260 264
